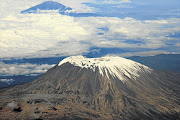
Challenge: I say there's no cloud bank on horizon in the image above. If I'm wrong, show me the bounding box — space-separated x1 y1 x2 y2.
0 0 180 59
0 62 55 76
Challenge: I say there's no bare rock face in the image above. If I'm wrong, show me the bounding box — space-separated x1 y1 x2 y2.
0 56 180 120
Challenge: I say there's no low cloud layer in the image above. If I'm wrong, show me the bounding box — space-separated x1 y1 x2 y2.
0 62 55 76
0 79 14 83
93 0 131 4
0 14 180 58
108 51 179 57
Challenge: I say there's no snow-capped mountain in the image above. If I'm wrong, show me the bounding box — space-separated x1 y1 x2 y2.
21 1 98 17
58 56 152 82
0 56 180 120
21 1 72 14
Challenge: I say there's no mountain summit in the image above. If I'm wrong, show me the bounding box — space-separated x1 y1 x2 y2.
21 1 98 17
21 1 72 14
0 56 180 120
58 56 152 82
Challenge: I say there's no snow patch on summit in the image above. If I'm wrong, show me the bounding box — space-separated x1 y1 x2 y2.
58 56 152 82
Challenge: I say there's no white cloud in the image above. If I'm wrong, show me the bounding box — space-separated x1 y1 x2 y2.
77 17 180 49
92 0 131 4
108 50 178 57
0 62 55 76
60 0 96 13
0 79 14 83
0 14 91 58
0 14 180 58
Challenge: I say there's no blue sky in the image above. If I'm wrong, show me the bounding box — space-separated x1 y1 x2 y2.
0 0 180 77
84 0 180 20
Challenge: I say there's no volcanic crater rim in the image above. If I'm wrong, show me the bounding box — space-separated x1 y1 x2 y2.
58 55 152 82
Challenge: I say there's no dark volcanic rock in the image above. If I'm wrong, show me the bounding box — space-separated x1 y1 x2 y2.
13 107 22 113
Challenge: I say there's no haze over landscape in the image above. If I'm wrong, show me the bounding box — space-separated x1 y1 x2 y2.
0 0 180 119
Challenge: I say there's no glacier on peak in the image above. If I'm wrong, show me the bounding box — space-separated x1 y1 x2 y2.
58 56 152 82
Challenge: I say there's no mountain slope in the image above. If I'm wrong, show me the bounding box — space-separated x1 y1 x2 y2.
0 56 180 120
